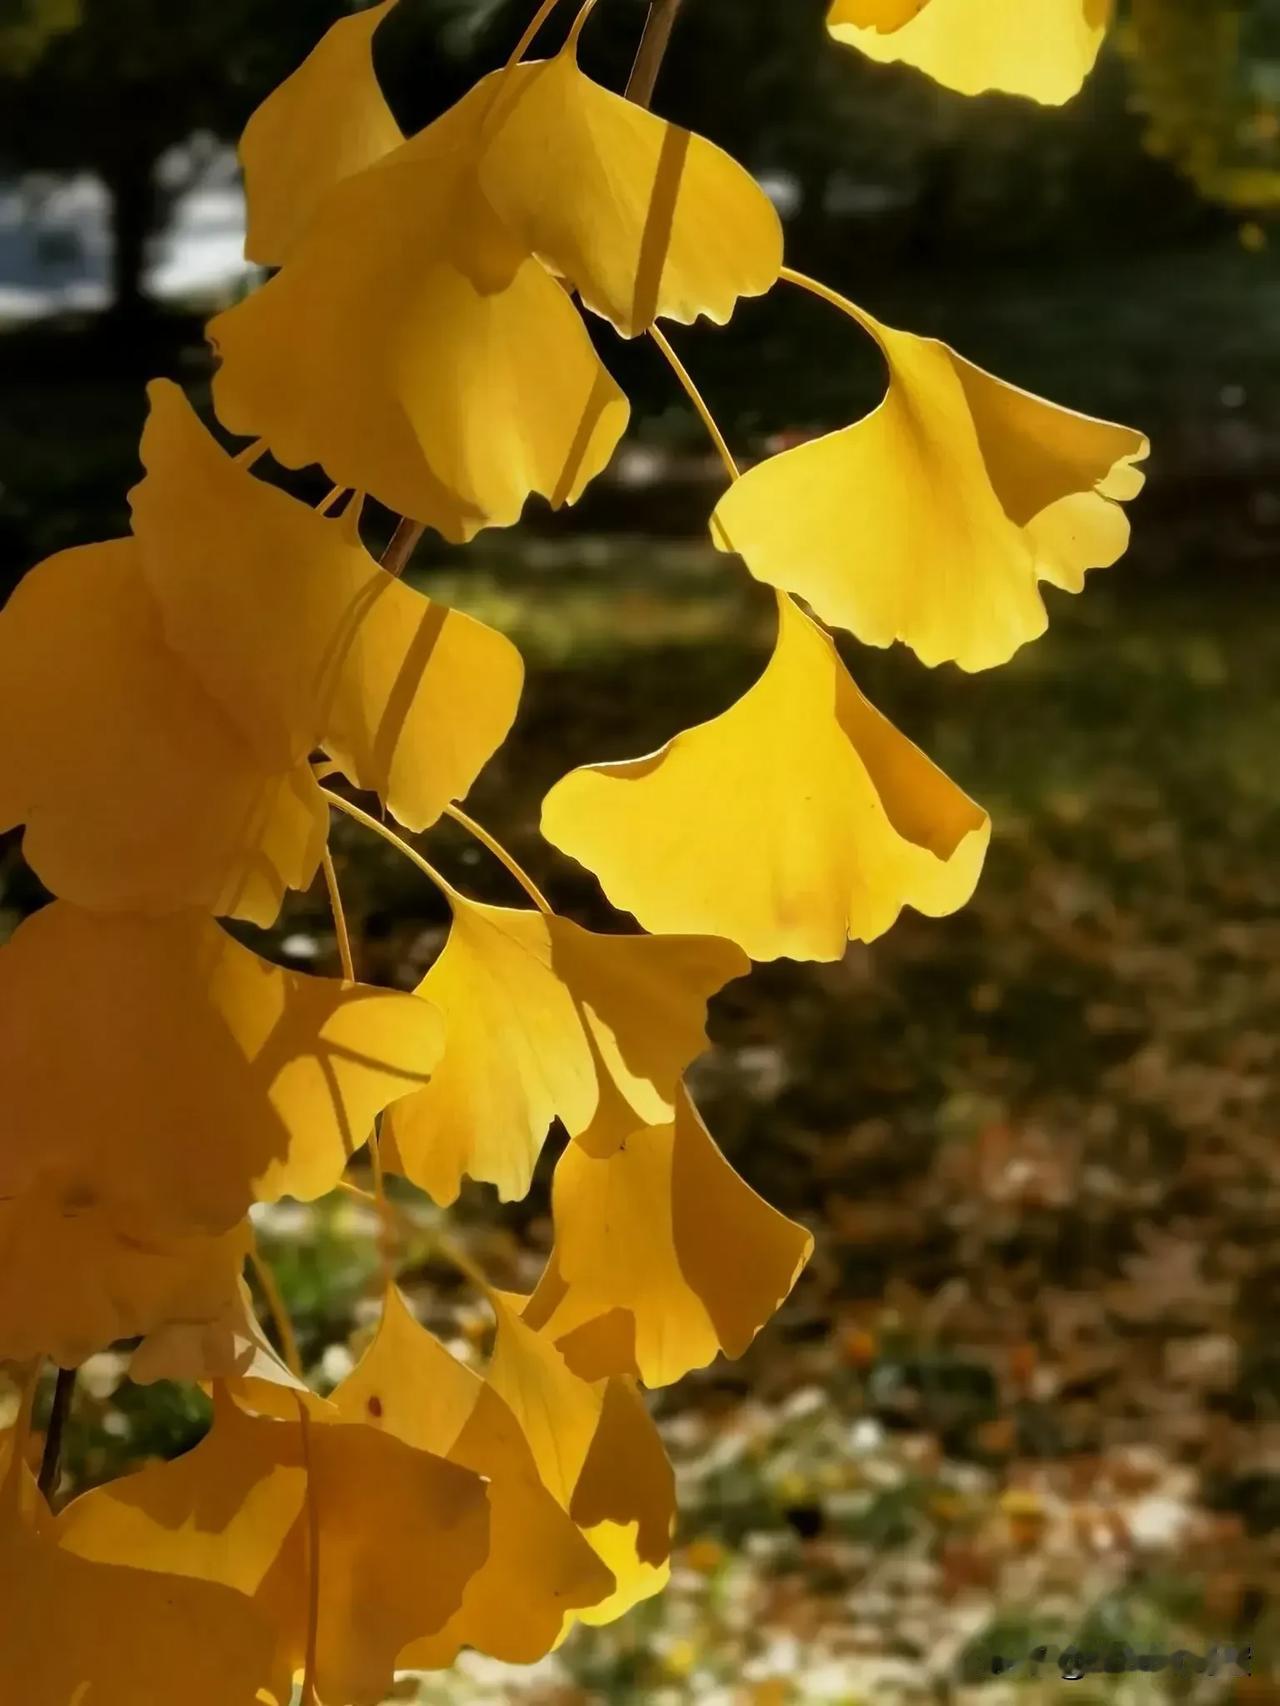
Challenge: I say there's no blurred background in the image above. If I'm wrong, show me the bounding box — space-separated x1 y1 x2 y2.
3 0 1280 1700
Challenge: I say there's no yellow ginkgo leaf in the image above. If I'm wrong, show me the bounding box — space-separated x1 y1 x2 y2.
827 0 1113 105
713 309 1148 672
58 1393 491 1706
0 538 326 924
381 888 747 1204
334 1287 615 1666
241 0 402 266
131 382 524 833
131 1276 311 1420
525 1087 813 1388
478 47 783 336
542 594 990 962
209 84 629 541
1 1477 289 1706
484 1296 675 1625
0 1207 249 1368
0 903 442 1248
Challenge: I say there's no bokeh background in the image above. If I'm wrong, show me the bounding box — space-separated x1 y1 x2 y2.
3 1 1280 1700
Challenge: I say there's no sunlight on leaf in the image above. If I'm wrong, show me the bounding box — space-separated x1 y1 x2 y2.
828 0 1114 104
713 304 1148 671
542 593 990 961
526 1085 813 1387
382 889 747 1203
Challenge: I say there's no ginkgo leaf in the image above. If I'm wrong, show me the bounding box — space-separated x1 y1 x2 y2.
131 1276 310 1420
334 1287 615 1666
1 1476 289 1706
484 1296 675 1625
525 1087 812 1387
0 903 442 1252
0 1209 249 1368
241 0 403 266
542 593 990 962
478 47 783 336
381 887 747 1204
0 538 326 924
131 382 524 832
713 307 1148 671
827 0 1113 105
58 1393 491 1706
209 84 629 542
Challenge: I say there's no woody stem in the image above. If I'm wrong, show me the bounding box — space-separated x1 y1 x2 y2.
38 1367 75 1503
627 0 685 107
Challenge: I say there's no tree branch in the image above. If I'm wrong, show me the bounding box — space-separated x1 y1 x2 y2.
626 0 685 109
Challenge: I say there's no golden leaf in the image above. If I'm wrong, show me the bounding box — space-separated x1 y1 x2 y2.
334 1287 615 1666
0 538 326 924
241 1 403 266
209 81 629 541
0 903 442 1251
526 1086 813 1387
132 381 524 833
0 1210 248 1369
57 1392 490 1706
382 889 747 1203
0 1480 289 1706
484 1296 675 1625
828 0 1114 105
542 594 990 961
478 44 783 335
713 306 1148 671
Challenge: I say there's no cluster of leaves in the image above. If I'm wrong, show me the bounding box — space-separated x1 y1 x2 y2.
0 1 1148 1700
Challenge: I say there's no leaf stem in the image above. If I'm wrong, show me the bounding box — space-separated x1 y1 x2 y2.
321 847 356 983
250 1246 304 1381
649 325 741 483
778 264 873 333
320 789 455 901
37 1367 75 1505
443 803 553 913
626 0 685 107
296 1397 322 1706
506 0 569 68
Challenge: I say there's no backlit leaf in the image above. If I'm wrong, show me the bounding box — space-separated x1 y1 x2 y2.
132 382 524 833
382 889 747 1204
526 1086 813 1387
209 83 629 541
713 307 1148 670
828 0 1114 105
542 593 990 962
241 0 403 266
334 1287 615 1666
478 46 783 335
485 1296 675 1625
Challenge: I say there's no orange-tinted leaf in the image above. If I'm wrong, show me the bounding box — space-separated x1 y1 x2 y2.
526 1087 813 1387
0 538 325 924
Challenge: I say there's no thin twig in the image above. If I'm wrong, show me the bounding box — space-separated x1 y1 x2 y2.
380 517 424 579
38 1367 75 1503
626 0 685 108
